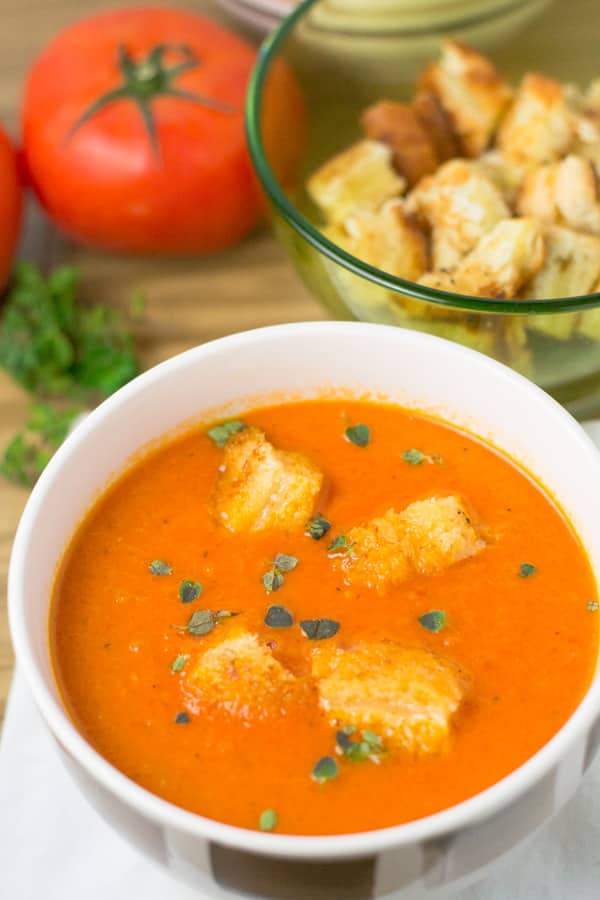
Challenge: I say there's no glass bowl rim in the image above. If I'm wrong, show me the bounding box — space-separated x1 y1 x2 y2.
245 0 600 315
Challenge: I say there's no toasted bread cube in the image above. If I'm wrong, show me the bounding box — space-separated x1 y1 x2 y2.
307 140 406 223
413 89 463 162
335 497 484 592
400 495 485 575
409 160 509 270
517 163 560 223
345 200 429 281
441 218 545 299
497 74 575 167
186 630 302 721
523 225 600 300
555 155 600 235
214 427 322 533
312 642 468 754
419 40 512 157
361 101 439 188
476 150 527 205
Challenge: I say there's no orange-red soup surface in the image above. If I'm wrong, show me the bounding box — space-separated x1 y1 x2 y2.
50 400 599 835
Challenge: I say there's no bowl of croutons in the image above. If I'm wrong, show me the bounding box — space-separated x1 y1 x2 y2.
247 0 600 419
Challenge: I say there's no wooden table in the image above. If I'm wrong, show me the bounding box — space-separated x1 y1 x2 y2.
0 0 323 729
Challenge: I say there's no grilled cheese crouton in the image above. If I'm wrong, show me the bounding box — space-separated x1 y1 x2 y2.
419 40 512 157
522 225 600 300
517 163 559 224
413 89 463 162
345 200 429 281
497 74 575 167
312 642 469 754
408 159 510 270
186 630 303 721
361 101 439 188
518 156 600 234
214 427 322 533
418 218 544 299
334 496 484 592
475 150 527 205
307 140 406 223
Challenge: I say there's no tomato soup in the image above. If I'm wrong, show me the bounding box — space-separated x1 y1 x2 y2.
50 400 599 835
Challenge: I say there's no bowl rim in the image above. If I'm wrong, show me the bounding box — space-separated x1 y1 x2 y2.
8 321 600 860
245 0 600 315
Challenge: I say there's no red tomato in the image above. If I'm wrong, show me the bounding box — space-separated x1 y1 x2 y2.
22 8 264 254
0 126 22 290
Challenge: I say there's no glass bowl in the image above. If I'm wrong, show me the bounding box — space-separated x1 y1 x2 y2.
246 0 600 419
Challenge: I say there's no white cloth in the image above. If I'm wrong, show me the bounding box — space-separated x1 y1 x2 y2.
2 421 600 900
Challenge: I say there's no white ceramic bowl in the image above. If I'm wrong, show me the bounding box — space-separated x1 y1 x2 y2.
8 322 600 899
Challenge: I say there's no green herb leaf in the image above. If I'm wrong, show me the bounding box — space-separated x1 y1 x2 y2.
263 569 284 592
418 610 447 633
587 600 599 612
171 654 189 673
265 605 294 628
149 559 172 576
345 424 371 447
312 755 339 783
273 553 299 573
0 402 81 487
336 729 383 761
327 535 355 556
402 448 426 465
0 263 138 402
259 809 278 831
175 711 190 724
207 419 246 448
345 741 371 762
185 609 216 636
179 580 203 603
300 618 340 641
362 731 383 750
518 563 537 578
306 515 332 540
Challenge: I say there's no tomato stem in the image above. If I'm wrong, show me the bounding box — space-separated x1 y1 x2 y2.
65 43 235 161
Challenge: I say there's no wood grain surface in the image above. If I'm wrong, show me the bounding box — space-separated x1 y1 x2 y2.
0 0 322 729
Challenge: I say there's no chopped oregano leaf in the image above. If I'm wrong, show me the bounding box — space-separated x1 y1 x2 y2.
207 419 246 448
327 534 355 556
300 618 340 641
185 609 216 636
345 741 371 762
418 610 447 633
335 730 354 753
263 569 284 592
312 755 339 783
518 563 537 578
179 580 203 604
273 553 299 573
306 515 332 540
402 448 426 465
149 559 172 576
259 809 278 831
175 711 190 724
336 729 383 762
265 605 294 628
345 424 371 447
587 600 599 612
362 731 383 751
171 654 189 673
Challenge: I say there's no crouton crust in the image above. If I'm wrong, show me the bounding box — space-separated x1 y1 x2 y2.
186 630 305 721
497 74 575 166
413 89 463 162
312 642 469 754
419 40 512 157
522 225 600 300
361 101 439 188
214 427 323 533
334 496 485 592
344 199 429 281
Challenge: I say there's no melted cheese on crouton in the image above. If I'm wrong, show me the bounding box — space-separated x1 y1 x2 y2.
409 159 509 270
312 642 468 754
419 40 512 157
307 140 406 224
186 630 304 721
214 427 323 533
334 496 485 592
497 74 575 167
